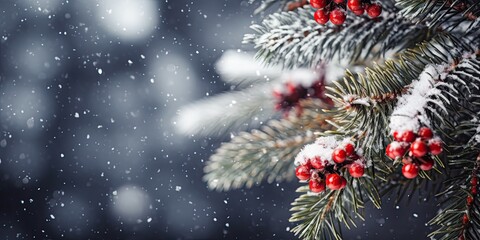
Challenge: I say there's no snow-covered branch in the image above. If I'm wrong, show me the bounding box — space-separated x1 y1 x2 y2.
389 52 480 133
243 5 427 68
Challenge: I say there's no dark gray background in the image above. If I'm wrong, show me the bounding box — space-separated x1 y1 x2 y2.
0 0 436 239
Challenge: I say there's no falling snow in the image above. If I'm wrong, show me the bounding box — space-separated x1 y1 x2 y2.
0 0 437 239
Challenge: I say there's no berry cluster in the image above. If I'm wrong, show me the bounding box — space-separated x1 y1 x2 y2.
295 141 366 193
385 127 443 179
460 157 479 238
310 0 382 25
273 78 330 116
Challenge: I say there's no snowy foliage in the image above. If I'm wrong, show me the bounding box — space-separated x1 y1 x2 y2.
390 52 480 133
295 136 365 166
215 50 282 88
176 51 333 136
243 4 427 68
389 65 447 132
175 85 275 136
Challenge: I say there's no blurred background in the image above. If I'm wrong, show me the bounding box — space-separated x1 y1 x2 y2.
0 0 438 239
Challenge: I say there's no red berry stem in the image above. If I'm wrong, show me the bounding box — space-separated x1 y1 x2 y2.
459 153 480 238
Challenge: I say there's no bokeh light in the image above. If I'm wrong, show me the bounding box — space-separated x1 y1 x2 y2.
111 185 152 224
0 83 54 133
17 0 62 15
0 139 48 185
48 192 96 239
96 0 160 41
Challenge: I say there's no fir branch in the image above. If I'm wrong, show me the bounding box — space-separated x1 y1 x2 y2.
204 100 332 191
176 59 328 136
243 5 429 68
428 55 480 239
176 84 277 137
379 167 446 204
288 35 479 240
307 53 480 239
396 0 480 30
290 176 380 239
215 50 282 89
325 33 477 160
429 152 480 240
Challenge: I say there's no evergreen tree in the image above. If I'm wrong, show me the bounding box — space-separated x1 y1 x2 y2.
177 0 480 239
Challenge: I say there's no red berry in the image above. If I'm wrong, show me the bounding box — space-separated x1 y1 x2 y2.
410 140 428 157
295 165 311 180
467 196 474 205
401 130 416 143
333 0 344 4
367 3 382 18
347 0 362 11
386 144 396 159
463 214 469 224
387 142 406 158
418 127 433 140
310 156 324 170
344 143 355 156
348 163 365 178
304 158 313 169
329 8 346 25
310 0 327 9
402 163 419 179
453 2 467 11
472 186 478 195
286 82 296 94
273 89 282 98
472 177 478 187
326 173 343 190
352 8 364 16
393 145 407 157
429 140 443 155
419 158 434 171
340 176 347 189
332 148 347 163
309 179 326 193
314 9 330 25
393 130 402 141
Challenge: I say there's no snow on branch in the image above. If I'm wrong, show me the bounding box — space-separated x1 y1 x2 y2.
176 68 327 136
175 85 275 137
215 50 282 88
396 0 479 30
325 34 478 159
295 136 367 166
204 100 332 191
243 5 427 68
389 52 480 133
389 65 448 132
177 50 343 136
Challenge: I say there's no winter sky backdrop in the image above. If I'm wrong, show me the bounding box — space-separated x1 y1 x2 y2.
0 0 439 239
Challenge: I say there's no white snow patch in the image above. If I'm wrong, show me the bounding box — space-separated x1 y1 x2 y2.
279 69 319 88
96 0 159 41
215 50 282 85
389 64 448 133
295 136 356 166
